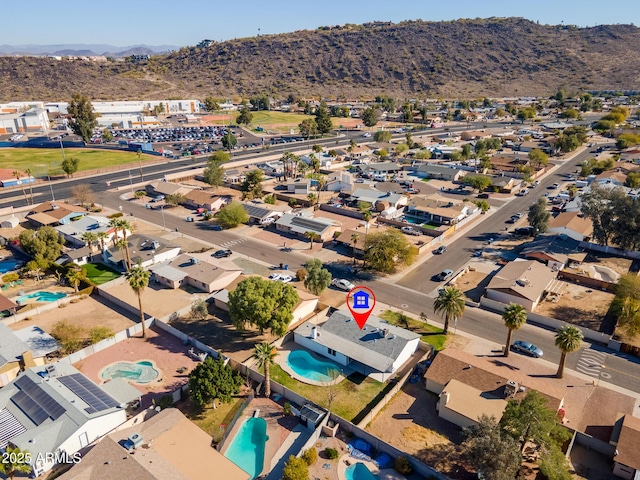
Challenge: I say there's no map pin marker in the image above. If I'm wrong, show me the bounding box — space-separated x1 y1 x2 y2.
346 286 376 330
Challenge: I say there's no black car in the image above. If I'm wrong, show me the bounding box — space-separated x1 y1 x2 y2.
514 226 534 236
212 249 232 258
477 193 490 199
433 245 447 254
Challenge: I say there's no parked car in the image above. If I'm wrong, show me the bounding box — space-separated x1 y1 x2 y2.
150 195 165 203
331 278 356 291
437 269 454 281
268 273 281 281
433 245 447 255
477 193 490 199
514 226 534 236
512 212 523 219
548 183 559 189
212 249 232 258
401 226 421 236
511 340 543 358
278 275 293 283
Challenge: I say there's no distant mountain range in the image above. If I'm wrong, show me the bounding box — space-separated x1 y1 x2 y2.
0 44 179 57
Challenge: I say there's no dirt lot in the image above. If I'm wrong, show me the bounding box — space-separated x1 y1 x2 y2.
452 269 493 303
8 294 136 339
535 281 616 332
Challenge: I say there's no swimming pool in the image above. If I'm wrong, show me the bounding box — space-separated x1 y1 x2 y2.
345 463 378 480
286 350 341 383
402 216 424 225
100 360 160 384
224 417 267 479
15 291 66 304
0 258 20 274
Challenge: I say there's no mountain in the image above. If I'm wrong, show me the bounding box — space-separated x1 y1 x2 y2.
0 43 177 57
1 18 639 102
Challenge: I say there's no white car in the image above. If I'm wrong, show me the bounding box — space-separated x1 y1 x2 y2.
401 226 421 236
331 278 356 291
268 273 281 281
361 132 372 137
278 275 293 283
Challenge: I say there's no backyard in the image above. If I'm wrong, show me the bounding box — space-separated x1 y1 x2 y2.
1 148 154 176
380 310 448 351
82 262 121 285
181 395 247 440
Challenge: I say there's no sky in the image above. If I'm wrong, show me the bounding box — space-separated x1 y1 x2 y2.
2 0 639 47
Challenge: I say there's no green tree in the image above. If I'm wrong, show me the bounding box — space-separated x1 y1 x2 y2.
61 156 80 178
203 151 229 188
314 104 333 134
528 148 549 168
282 455 308 480
559 108 579 119
395 143 409 156
616 133 640 149
307 192 317 206
502 303 527 357
109 218 132 269
216 202 249 228
434 286 466 334
67 93 98 143
66 266 87 292
375 95 395 112
528 197 550 235
253 342 277 398
304 231 320 250
303 258 332 295
190 298 209 320
203 97 220 111
228 276 299 337
19 226 65 263
474 200 490 213
539 445 573 480
101 128 113 142
126 265 151 338
373 130 392 143
415 149 432 160
240 169 264 199
0 445 32 480
517 107 536 123
362 107 380 127
80 231 98 253
554 326 584 378
464 174 492 192
364 229 417 274
351 232 360 264
188 356 242 408
236 107 253 125
165 193 185 207
625 172 640 188
462 415 521 480
298 118 318 139
222 132 237 151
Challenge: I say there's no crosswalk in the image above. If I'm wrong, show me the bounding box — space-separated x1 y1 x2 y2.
575 349 607 377
219 238 248 248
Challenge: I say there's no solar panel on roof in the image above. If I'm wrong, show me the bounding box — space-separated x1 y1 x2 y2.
290 216 325 232
11 390 49 425
11 376 65 423
0 408 27 449
58 374 118 413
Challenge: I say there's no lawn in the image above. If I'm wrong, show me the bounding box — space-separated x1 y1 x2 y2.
183 396 246 439
246 111 313 134
82 263 121 285
380 310 448 351
268 363 386 423
0 148 151 176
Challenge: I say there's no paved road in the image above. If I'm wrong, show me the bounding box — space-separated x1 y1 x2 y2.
2 134 640 394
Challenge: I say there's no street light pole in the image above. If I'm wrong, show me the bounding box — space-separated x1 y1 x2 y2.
47 175 55 202
160 204 167 230
128 169 134 194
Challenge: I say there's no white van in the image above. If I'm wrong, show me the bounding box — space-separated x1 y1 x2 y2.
372 174 386 182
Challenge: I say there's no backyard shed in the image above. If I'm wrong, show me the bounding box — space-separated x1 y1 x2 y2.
0 217 19 228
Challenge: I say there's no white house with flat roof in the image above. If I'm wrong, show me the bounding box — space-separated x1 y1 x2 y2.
294 310 421 381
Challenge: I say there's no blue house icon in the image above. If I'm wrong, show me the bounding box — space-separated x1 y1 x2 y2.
352 291 370 309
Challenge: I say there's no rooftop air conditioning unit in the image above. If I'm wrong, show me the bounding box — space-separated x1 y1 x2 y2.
190 257 199 264
127 433 143 449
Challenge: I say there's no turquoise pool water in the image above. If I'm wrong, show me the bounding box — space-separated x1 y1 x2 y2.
286 350 341 383
100 360 159 384
345 463 379 480
15 291 66 304
402 216 423 225
224 417 267 479
0 259 20 274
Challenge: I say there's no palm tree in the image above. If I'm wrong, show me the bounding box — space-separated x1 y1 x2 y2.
361 211 373 234
433 286 466 334
0 445 32 480
126 265 151 338
305 231 320 250
81 232 98 255
25 168 34 205
502 303 528 357
109 218 132 269
13 170 29 205
66 267 87 292
253 342 277 398
113 238 128 270
351 233 359 264
307 192 317 206
96 231 109 254
555 326 584 379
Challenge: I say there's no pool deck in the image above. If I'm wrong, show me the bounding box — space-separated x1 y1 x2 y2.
221 398 300 478
272 342 353 387
98 358 160 385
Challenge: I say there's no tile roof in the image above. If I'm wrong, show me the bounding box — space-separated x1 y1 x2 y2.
548 212 593 237
486 260 557 302
520 234 587 264
615 414 640 470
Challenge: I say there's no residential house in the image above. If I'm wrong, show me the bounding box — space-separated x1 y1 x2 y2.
520 234 587 270
275 213 341 242
460 130 492 141
611 414 640 480
0 294 18 317
26 201 87 227
293 309 421 381
348 144 375 158
57 408 250 480
595 170 628 186
362 162 402 176
349 188 407 210
547 212 594 242
485 259 563 311
491 176 518 193
424 348 564 429
55 215 116 248
145 181 194 198
241 203 287 225
0 363 140 476
286 178 312 195
326 172 355 193
415 164 466 182
620 147 640 163
405 194 475 225
56 246 94 266
514 140 552 154
0 169 35 188
335 229 368 256
150 254 241 293
105 234 180 270
0 216 19 229
182 190 232 212
223 169 246 185
0 324 59 386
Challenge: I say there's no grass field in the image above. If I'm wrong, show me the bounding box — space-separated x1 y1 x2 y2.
185 396 246 438
82 263 121 285
380 310 448 351
0 148 151 176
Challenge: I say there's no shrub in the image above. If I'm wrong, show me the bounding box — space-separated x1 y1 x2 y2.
156 394 174 409
2 272 19 283
296 269 307 281
283 402 292 416
264 194 277 205
51 320 85 355
394 456 412 475
324 447 339 460
89 326 114 344
302 447 317 466
108 212 124 219
283 455 308 480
